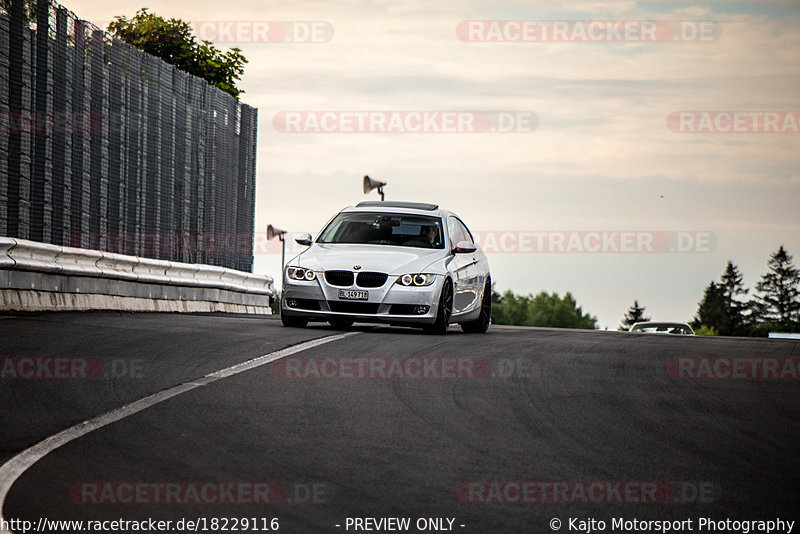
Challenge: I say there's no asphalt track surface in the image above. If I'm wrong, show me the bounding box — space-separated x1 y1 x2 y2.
1 312 799 533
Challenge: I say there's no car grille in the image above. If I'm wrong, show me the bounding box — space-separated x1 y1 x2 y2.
356 272 388 288
325 270 354 286
328 302 380 314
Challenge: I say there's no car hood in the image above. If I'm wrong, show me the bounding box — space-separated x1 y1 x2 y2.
292 244 445 275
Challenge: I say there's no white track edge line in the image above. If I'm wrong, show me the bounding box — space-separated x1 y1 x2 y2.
0 331 358 533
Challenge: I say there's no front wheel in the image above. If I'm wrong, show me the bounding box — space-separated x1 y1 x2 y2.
423 279 453 335
281 314 308 328
461 279 491 334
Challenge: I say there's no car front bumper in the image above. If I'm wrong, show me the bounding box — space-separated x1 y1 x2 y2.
281 272 442 325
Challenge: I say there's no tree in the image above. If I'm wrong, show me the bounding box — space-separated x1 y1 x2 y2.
491 289 597 329
694 325 719 336
718 261 748 335
618 300 650 331
107 9 247 99
491 290 528 326
753 246 800 330
692 281 728 333
0 0 36 23
527 291 597 329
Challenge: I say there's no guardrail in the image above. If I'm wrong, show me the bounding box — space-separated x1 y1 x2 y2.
0 237 274 313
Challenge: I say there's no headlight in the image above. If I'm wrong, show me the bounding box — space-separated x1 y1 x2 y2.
287 266 316 281
396 273 435 286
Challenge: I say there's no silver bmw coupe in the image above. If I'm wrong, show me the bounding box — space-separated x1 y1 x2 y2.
280 201 491 334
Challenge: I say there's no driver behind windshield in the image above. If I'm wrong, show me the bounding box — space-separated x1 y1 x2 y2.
422 224 441 247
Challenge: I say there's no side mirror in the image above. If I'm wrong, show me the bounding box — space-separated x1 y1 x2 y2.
295 233 313 246
453 240 477 254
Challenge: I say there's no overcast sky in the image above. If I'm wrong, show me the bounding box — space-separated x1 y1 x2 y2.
72 0 800 329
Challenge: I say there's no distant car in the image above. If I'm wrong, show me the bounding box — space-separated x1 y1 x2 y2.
629 322 695 335
281 201 491 334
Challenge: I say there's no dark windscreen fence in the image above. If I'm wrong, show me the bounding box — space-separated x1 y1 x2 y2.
0 0 258 272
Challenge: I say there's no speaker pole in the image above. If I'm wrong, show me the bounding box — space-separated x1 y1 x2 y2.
280 234 285 268
362 175 388 200
267 224 288 267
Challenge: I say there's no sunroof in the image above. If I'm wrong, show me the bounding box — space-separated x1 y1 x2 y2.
356 201 439 211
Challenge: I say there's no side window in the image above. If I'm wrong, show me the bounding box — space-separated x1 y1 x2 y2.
455 218 474 244
447 217 466 248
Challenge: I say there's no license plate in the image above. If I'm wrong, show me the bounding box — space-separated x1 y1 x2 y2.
338 289 368 300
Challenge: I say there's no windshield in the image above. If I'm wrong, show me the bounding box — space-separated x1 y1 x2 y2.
317 212 444 249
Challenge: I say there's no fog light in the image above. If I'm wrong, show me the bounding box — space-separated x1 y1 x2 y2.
286 298 298 308
414 305 429 315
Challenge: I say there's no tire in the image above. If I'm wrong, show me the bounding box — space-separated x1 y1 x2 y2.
281 314 308 328
423 279 453 335
328 318 354 330
461 279 491 334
